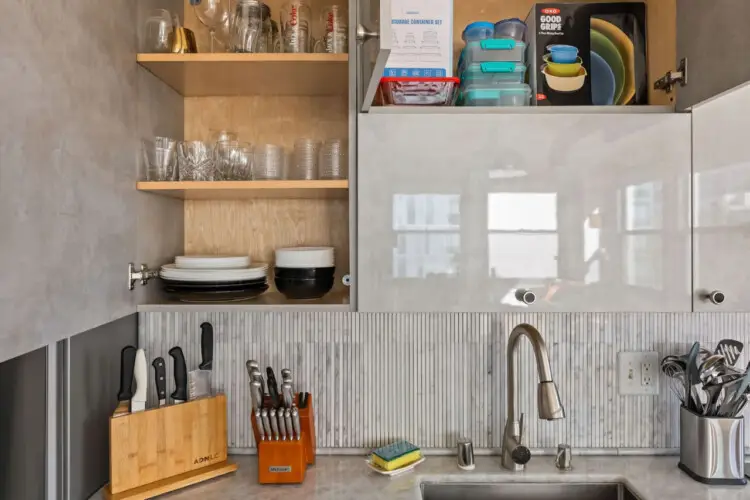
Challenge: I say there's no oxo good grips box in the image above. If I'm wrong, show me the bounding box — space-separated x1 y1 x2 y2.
384 0 454 78
525 3 647 106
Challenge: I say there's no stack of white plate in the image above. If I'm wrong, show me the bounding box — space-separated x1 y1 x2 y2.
274 247 335 300
160 255 268 303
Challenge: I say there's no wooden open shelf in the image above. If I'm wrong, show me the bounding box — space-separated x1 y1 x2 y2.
136 53 349 97
137 180 349 200
137 291 351 312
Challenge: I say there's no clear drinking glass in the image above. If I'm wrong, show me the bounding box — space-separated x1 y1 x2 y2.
142 137 178 181
291 138 320 180
253 144 285 180
281 1 312 53
318 5 348 54
318 139 348 179
214 141 254 180
231 0 264 53
178 141 215 181
143 9 174 53
192 0 231 52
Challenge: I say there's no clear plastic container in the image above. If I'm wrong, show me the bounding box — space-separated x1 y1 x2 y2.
458 39 527 75
379 77 460 106
461 84 532 107
460 62 527 86
462 22 495 43
494 18 527 42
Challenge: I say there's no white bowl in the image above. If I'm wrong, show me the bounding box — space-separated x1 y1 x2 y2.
275 247 335 269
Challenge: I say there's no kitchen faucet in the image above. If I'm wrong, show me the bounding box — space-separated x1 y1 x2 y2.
502 323 565 471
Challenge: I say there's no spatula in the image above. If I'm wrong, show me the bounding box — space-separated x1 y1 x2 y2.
716 339 743 367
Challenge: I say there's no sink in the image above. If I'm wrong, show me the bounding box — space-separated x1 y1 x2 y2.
421 482 642 500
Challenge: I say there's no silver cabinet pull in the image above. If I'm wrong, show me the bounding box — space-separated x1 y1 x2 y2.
357 25 379 43
702 290 726 305
515 289 536 305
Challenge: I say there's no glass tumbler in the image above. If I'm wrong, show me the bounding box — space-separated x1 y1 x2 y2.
291 139 320 180
142 137 178 181
178 141 215 181
318 139 348 179
143 9 174 53
281 1 312 53
319 5 348 53
214 141 254 180
253 144 285 180
231 0 264 53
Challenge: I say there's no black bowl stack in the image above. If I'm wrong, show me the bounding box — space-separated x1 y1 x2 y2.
159 255 269 303
274 247 335 300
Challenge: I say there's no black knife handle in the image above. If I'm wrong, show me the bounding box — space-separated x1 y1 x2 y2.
267 367 280 408
117 346 137 401
169 347 188 402
199 322 213 370
152 357 167 401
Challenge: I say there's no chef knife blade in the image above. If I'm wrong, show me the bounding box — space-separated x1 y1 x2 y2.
261 408 272 440
114 346 137 416
131 349 148 413
168 346 188 404
269 408 280 440
188 322 213 400
284 408 293 440
254 409 265 441
152 357 167 407
291 407 301 440
266 367 280 408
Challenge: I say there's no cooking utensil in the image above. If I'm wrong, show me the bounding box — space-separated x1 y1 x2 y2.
284 408 293 440
131 349 148 413
716 340 744 367
250 367 266 396
251 380 264 411
291 407 301 440
590 51 615 106
152 357 167 407
698 354 725 383
261 408 272 440
591 29 625 104
267 367 280 408
278 408 287 440
168 346 188 404
255 409 265 441
115 346 137 416
269 408 280 440
188 322 213 400
590 18 635 105
282 382 293 408
685 342 701 412
299 392 309 409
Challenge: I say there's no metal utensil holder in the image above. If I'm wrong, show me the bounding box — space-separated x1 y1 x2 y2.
679 406 746 485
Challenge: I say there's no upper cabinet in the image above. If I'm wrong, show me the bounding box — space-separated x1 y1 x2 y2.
357 112 692 312
691 83 750 311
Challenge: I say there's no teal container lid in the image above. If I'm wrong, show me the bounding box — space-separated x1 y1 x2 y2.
464 39 521 51
460 62 526 80
465 85 531 99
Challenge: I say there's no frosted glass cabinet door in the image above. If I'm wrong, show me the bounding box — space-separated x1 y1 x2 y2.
692 84 750 311
357 113 692 313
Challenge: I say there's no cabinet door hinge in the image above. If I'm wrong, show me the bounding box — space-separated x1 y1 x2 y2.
654 58 688 94
128 263 158 291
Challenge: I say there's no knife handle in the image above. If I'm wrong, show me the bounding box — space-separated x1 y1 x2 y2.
269 409 280 440
292 407 301 440
282 383 293 408
251 368 266 396
254 409 265 441
168 347 188 403
117 346 137 401
261 409 272 440
281 368 292 382
199 322 213 370
284 408 293 440
278 409 287 440
251 380 263 411
246 360 258 379
152 357 167 402
132 349 148 404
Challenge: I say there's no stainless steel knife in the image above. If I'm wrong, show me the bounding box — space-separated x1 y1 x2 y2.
168 346 188 404
291 407 301 440
131 349 148 413
261 408 272 440
284 408 293 440
115 346 137 416
269 408 280 440
254 409 265 441
278 408 287 440
281 382 293 408
281 368 291 383
152 357 167 407
250 367 266 396
251 380 263 411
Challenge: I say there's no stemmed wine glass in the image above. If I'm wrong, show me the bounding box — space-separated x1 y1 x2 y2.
191 0 231 52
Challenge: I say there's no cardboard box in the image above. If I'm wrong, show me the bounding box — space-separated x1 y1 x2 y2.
384 0 454 78
525 3 647 106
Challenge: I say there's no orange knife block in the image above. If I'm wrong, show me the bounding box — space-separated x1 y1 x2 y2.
105 394 237 500
250 393 316 484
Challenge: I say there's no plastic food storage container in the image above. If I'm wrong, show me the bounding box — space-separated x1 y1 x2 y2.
494 18 527 42
461 84 532 107
462 22 495 43
379 77 460 106
458 39 527 74
460 62 527 86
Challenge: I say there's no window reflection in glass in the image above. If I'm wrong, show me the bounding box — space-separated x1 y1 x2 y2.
624 235 663 290
695 164 750 228
625 182 663 231
392 194 460 278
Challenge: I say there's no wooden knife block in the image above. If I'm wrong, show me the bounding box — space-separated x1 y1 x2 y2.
105 394 237 500
250 393 316 484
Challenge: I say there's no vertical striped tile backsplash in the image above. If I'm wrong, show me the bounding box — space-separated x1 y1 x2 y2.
139 312 750 451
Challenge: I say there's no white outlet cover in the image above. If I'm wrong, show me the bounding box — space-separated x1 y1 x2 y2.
618 351 660 396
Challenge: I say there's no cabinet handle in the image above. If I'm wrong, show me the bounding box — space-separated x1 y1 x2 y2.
515 289 536 305
702 290 726 306
357 25 379 43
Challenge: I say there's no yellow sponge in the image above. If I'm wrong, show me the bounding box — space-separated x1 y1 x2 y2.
371 441 422 471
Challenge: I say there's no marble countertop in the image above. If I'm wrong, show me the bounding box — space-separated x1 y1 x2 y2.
92 455 750 499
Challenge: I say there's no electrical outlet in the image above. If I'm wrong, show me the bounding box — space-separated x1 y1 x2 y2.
619 352 660 395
